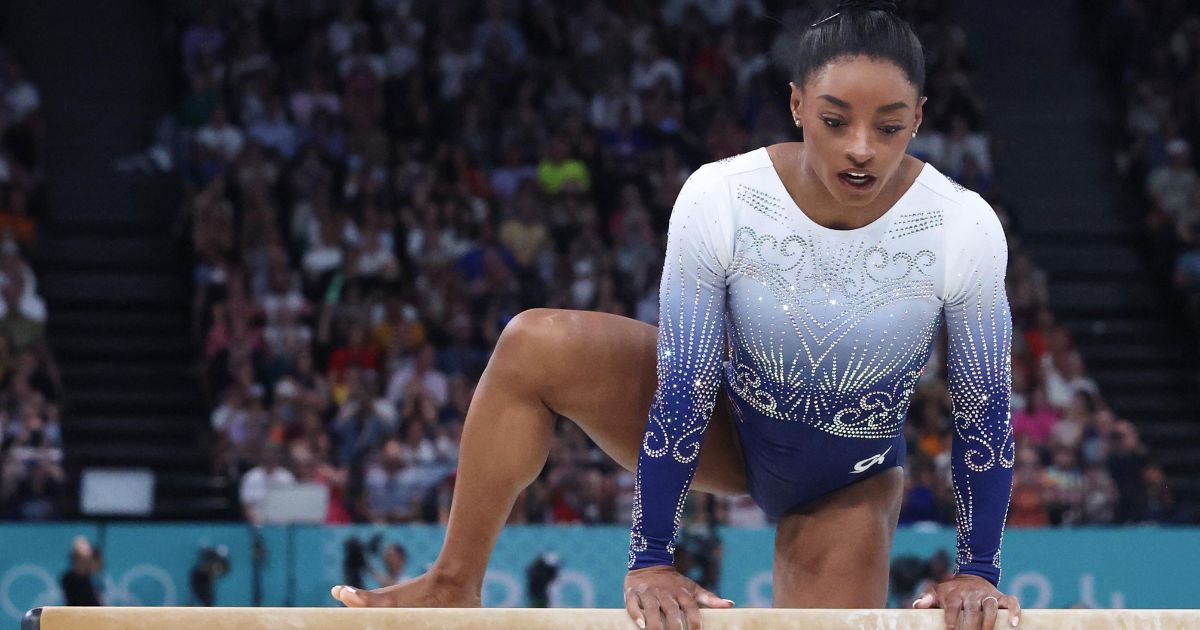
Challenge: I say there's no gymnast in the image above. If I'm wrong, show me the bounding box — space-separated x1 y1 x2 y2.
332 1 1020 629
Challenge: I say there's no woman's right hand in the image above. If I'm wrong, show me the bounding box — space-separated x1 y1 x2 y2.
624 565 733 630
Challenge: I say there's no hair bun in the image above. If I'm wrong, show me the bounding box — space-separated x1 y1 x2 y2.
835 0 899 14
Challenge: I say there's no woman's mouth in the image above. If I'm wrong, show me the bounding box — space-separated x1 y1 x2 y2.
838 170 877 192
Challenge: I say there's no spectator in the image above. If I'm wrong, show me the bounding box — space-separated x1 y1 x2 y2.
365 439 424 523
194 103 244 163
1013 386 1058 446
386 343 448 410
536 136 591 195
1147 139 1199 229
239 445 296 524
1008 446 1050 527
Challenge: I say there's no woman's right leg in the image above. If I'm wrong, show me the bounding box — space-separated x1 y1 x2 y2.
333 308 747 607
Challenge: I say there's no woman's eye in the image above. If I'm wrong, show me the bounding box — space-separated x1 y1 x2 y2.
822 118 844 128
881 126 904 135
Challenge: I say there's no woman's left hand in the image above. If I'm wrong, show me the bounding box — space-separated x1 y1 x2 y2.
912 574 1021 629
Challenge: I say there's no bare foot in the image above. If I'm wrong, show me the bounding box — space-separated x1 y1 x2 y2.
330 572 482 608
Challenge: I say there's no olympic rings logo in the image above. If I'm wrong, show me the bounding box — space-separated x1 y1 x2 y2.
0 564 178 621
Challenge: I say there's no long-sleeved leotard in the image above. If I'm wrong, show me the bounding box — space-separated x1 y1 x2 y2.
628 147 1014 585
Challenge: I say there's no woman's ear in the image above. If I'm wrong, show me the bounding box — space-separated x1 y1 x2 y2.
914 95 928 133
789 81 803 128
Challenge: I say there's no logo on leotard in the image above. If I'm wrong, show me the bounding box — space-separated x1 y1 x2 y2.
850 446 893 474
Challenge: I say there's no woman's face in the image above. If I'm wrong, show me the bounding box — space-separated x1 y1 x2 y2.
791 55 924 208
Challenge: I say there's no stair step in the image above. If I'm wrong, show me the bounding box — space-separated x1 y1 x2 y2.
1031 244 1141 275
1107 395 1199 421
66 443 210 469
52 333 191 361
1089 368 1200 396
41 271 184 302
60 362 195 389
1154 446 1200 474
1136 419 1200 443
65 411 204 426
1048 281 1160 316
66 387 200 412
1080 342 1188 369
1163 476 1200 500
38 234 177 266
1061 317 1174 345
49 309 188 335
62 417 199 442
1020 206 1127 237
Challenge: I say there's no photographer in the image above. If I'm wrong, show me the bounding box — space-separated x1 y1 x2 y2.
343 535 410 589
374 544 410 587
189 546 230 606
525 552 559 608
60 537 101 606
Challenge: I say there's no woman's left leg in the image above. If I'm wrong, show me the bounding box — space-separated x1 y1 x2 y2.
771 468 905 607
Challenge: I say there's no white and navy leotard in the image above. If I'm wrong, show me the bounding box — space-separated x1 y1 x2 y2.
628 147 1014 585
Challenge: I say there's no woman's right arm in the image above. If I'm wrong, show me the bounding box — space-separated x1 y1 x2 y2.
625 164 734 630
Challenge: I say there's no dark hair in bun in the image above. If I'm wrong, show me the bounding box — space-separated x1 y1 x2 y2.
793 0 925 96
836 0 899 13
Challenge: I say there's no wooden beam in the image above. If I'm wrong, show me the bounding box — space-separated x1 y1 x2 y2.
22 606 1200 630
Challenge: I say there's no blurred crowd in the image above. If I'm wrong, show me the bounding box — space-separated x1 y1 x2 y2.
1090 1 1200 320
0 48 67 520
167 0 1168 531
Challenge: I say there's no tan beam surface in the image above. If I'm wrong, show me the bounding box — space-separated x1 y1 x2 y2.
23 607 1200 630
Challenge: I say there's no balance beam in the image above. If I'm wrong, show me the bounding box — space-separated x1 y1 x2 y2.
21 607 1200 629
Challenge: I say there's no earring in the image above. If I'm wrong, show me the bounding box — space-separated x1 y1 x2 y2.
911 129 918 138
794 119 802 128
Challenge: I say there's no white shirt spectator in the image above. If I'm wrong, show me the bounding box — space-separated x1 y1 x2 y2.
196 123 245 162
249 111 300 159
1041 353 1100 410
239 465 296 520
631 56 683 94
0 288 46 323
260 288 307 325
302 244 343 276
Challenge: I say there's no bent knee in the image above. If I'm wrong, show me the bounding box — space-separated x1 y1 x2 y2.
498 309 571 355
493 309 590 377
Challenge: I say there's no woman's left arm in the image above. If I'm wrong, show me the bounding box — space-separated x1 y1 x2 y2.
916 196 1020 629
